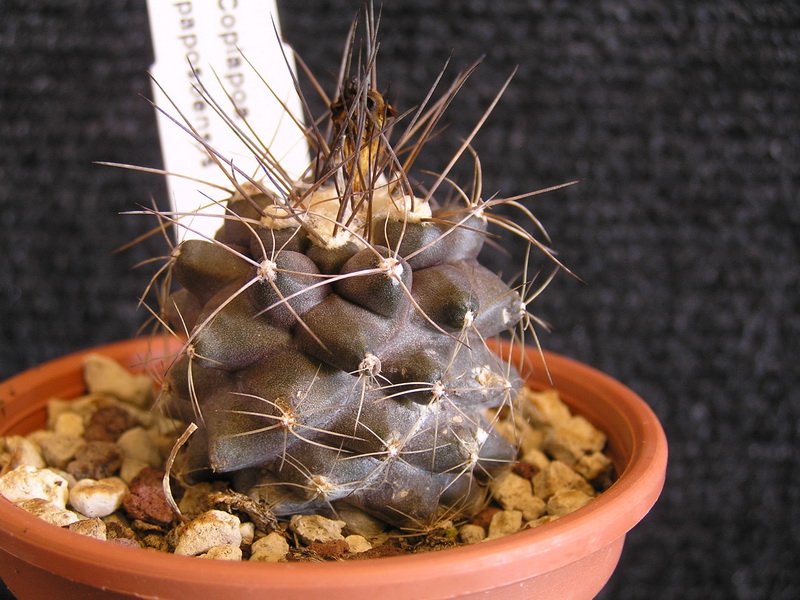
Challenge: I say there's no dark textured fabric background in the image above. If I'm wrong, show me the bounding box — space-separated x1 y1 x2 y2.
1 1 798 598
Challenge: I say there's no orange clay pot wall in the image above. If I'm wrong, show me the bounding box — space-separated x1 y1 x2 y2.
0 337 667 600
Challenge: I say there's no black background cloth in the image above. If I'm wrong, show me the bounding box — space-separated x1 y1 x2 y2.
1 1 798 598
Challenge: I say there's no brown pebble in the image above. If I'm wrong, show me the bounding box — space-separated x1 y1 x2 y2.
66 441 122 480
130 519 168 534
346 540 406 560
84 405 138 442
141 533 169 552
122 466 175 527
205 489 279 532
512 461 539 480
306 539 349 559
471 506 501 529
104 520 143 548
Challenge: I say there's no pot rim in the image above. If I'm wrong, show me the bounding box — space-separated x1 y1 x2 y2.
0 336 667 597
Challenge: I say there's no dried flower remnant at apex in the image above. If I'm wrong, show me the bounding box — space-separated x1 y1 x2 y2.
150 12 568 531
329 76 398 196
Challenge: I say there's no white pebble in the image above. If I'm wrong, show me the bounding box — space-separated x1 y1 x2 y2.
16 498 81 526
69 477 128 518
250 532 290 562
289 514 346 544
49 468 77 489
0 465 70 507
174 510 242 556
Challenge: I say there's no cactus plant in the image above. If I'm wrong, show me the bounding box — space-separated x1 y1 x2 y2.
146 12 570 532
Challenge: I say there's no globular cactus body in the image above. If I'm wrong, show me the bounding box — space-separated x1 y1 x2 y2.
166 193 524 528
155 20 554 530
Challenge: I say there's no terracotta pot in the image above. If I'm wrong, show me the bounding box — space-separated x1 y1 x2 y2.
0 337 667 600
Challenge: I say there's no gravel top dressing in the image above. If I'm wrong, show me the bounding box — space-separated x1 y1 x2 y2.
0 352 614 562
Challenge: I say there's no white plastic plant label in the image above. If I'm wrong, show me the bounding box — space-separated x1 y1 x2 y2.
146 0 309 241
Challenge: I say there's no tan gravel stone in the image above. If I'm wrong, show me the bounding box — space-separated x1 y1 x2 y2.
49 468 77 488
525 514 560 529
334 504 387 538
491 411 540 451
239 521 256 546
522 389 572 428
46 398 82 430
520 448 551 472
83 353 153 408
47 395 105 430
546 490 593 517
486 510 523 540
458 523 487 544
345 534 372 553
68 517 108 540
544 415 607 465
0 465 70 507
119 457 149 484
174 510 242 556
200 544 243 561
177 482 216 520
490 472 546 521
117 427 161 467
532 460 595 500
250 531 290 562
519 427 546 456
38 434 85 470
16 498 82 526
1 436 45 472
289 514 346 544
53 412 86 438
574 451 614 482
